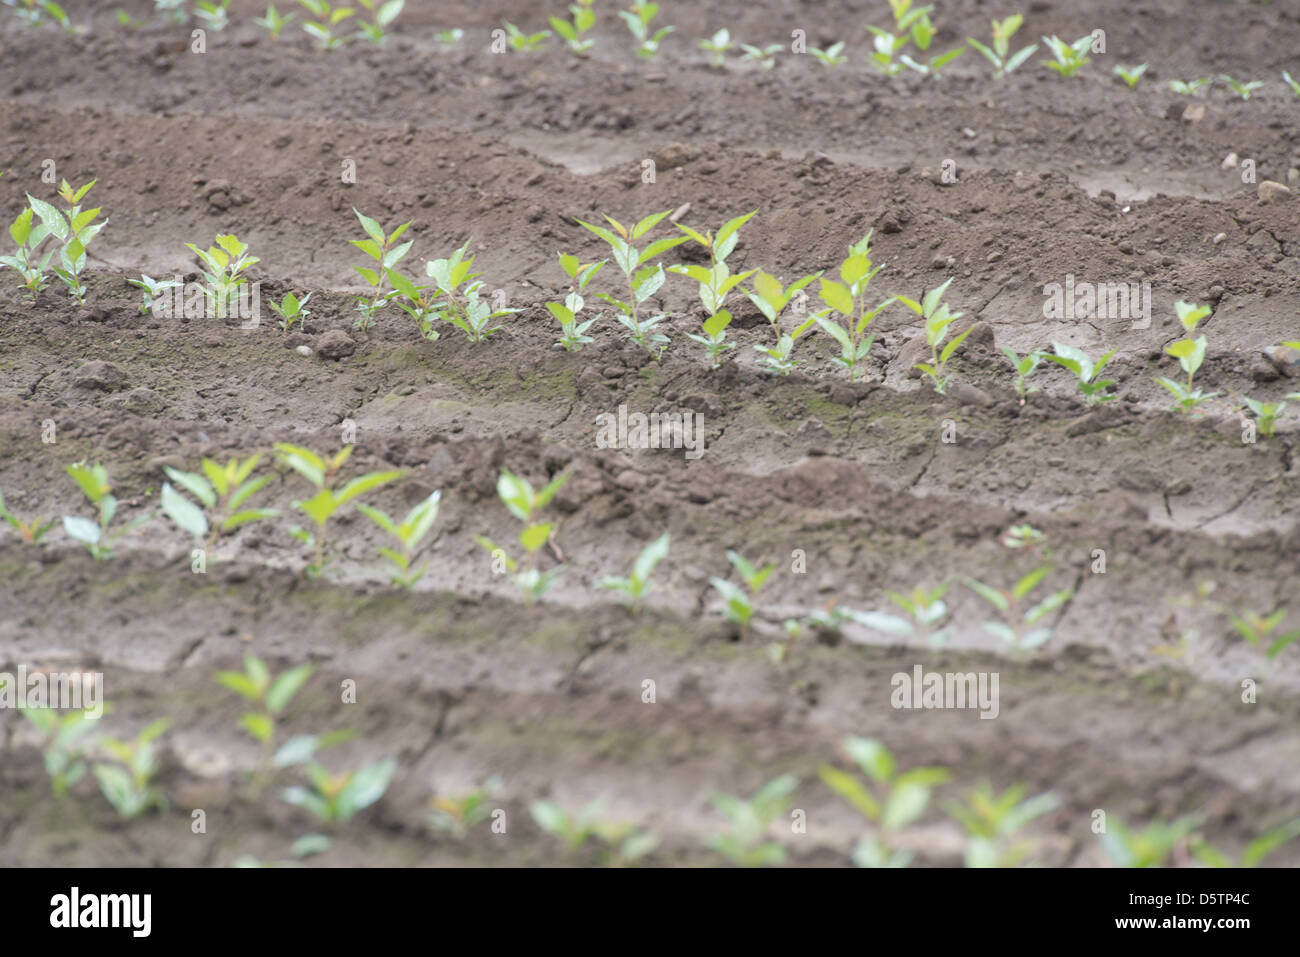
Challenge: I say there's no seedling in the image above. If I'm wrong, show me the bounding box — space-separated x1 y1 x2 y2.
19 705 101 796
1041 35 1092 78
710 549 775 631
739 43 782 71
578 210 687 356
814 232 893 380
550 0 595 56
754 315 818 376
63 462 152 561
1001 523 1046 552
1192 819 1300 868
354 0 403 45
357 489 442 588
429 776 502 838
1044 342 1117 406
964 567 1073 651
1218 74 1263 101
819 736 950 868
1155 300 1215 414
474 468 570 603
194 0 230 30
351 208 412 331
1243 398 1285 436
850 583 951 648
0 487 53 544
670 210 757 365
420 240 520 342
708 774 798 867
160 455 279 556
275 443 406 577
268 290 312 334
698 28 733 67
744 269 821 343
1000 347 1044 403
808 41 846 67
1 205 55 297
967 15 1037 78
531 800 659 865
254 4 294 39
1100 814 1198 868
1228 608 1297 661
298 0 354 49
94 719 169 820
1169 77 1210 96
187 233 258 318
1113 63 1148 89
215 654 315 789
687 309 736 367
865 26 910 76
39 179 108 305
896 277 971 394
599 532 669 610
503 22 551 52
547 253 605 351
945 783 1060 868
126 274 182 315
1283 71 1300 100
618 0 673 58
898 8 964 77
153 0 187 24
435 28 463 46
3 0 69 28
283 756 397 823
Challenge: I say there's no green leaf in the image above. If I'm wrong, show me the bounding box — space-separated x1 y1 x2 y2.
845 737 895 783
266 664 314 715
819 765 881 821
335 469 406 506
819 278 855 316
354 208 386 244
161 483 209 539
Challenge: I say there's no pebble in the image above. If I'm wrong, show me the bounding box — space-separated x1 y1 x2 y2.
1258 180 1292 203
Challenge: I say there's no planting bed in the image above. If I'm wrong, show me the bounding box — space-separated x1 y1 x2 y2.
2 0 1299 867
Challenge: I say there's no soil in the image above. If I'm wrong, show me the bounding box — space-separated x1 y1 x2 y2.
2 0 1299 867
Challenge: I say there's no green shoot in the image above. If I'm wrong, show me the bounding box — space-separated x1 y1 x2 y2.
1155 300 1215 414
1113 63 1148 89
418 240 520 342
820 736 950 868
865 26 910 76
126 274 181 315
429 776 502 839
531 799 659 865
1041 35 1092 78
186 233 258 317
19 705 101 796
283 757 397 823
4 0 70 29
1 205 57 297
268 290 312 334
1243 398 1285 436
698 28 732 67
0 487 54 544
550 0 595 56
1001 346 1044 404
153 0 187 24
63 461 152 561
193 0 230 30
160 455 279 557
739 43 782 70
851 583 951 648
298 0 354 49
895 277 970 394
578 210 688 357
745 269 821 344
354 0 403 45
1228 608 1298 662
94 719 170 820
254 3 295 39
964 567 1073 651
1101 815 1198 868
898 7 964 77
547 253 605 351
435 28 463 46
1218 74 1263 101
599 532 669 610
357 489 442 588
618 0 673 58
814 231 893 381
474 468 570 603
1192 819 1300 868
42 179 108 305
808 41 846 67
966 15 1036 78
503 22 551 52
216 654 315 791
670 210 757 366
708 774 798 867
945 783 1060 868
1043 342 1117 406
710 549 775 631
350 208 412 331
1169 77 1210 96
1283 71 1300 99
754 315 817 376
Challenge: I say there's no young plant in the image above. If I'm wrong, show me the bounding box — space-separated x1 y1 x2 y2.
1228 608 1298 662
193 0 230 30
275 443 406 578
754 315 817 376
850 583 952 648
530 800 659 865
354 0 403 45
618 0 673 58
473 468 570 603
268 290 312 334
964 567 1073 652
1192 819 1300 868
1044 342 1117 407
896 277 971 394
351 208 412 331
599 532 669 611
1283 71 1300 100
865 25 910 76
739 43 782 71
283 757 397 824
1244 398 1285 436
1041 35 1092 78
998 347 1044 404
814 232 893 381
356 489 442 588
1155 300 1215 414
422 241 520 342
63 462 152 561
1101 815 1199 868
429 776 502 839
1169 77 1210 96
0 487 53 545
745 269 821 344
126 274 181 315
547 253 605 351
216 655 315 790
898 8 964 77
669 210 757 366
550 0 595 56
710 549 775 632
503 22 551 52
4 0 70 28
945 783 1060 868
19 705 101 797
967 14 1037 78
435 28 463 46
160 455 279 557
187 233 258 318
254 3 294 39
708 774 798 867
153 0 187 24
1218 74 1263 101
1113 63 1148 89
819 736 950 868
38 179 108 305
808 41 846 67
298 0 354 49
698 28 733 67
94 719 170 820
1 204 57 297
578 210 687 357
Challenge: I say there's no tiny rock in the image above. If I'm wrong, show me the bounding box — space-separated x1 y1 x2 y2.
314 329 356 359
1257 180 1292 204
1212 232 1227 245
71 360 128 392
295 345 313 357
1221 152 1239 169
1264 344 1300 378
1181 104 1206 123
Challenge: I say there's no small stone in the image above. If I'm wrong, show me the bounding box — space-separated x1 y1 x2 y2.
315 329 356 359
1258 180 1292 203
71 360 127 392
1212 232 1227 245
947 381 994 407
295 345 313 357
1263 344 1300 377
652 142 694 171
1221 152 1239 169
1181 104 1206 123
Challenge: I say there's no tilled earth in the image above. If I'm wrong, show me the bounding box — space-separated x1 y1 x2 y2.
2 0 1299 866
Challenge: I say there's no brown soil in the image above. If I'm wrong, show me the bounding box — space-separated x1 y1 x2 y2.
2 0 1299 867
